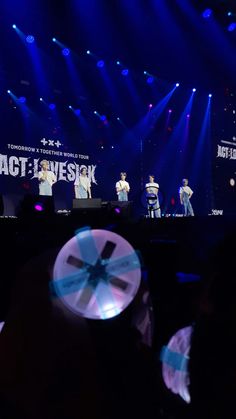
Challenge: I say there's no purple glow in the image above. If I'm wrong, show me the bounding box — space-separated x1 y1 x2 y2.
34 204 43 212
168 109 172 113
149 104 153 108
187 114 190 118
114 207 121 214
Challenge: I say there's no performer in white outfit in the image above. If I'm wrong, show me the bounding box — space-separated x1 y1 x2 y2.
74 167 92 199
38 160 57 196
116 172 130 201
179 178 194 216
145 175 161 218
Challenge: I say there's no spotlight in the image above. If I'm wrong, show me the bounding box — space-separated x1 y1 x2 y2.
18 96 26 103
144 71 147 75
147 76 154 84
62 48 70 56
176 83 180 87
116 60 120 65
12 24 17 29
202 8 212 18
228 12 232 16
228 22 236 32
86 50 91 54
187 114 190 118
148 104 153 108
49 103 56 110
52 37 56 42
117 117 120 120
74 109 81 116
7 90 11 94
26 35 35 43
97 60 104 68
121 69 129 76
192 88 196 92
168 109 172 113
68 105 72 109
94 111 97 114
40 97 43 101
209 93 212 98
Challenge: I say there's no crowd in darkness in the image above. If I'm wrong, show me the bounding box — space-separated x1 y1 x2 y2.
0 217 235 419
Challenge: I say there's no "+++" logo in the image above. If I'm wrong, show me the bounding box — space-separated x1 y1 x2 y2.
40 138 62 148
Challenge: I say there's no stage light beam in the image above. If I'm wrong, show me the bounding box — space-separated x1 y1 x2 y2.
62 48 70 56
202 9 212 19
121 69 129 76
26 35 35 43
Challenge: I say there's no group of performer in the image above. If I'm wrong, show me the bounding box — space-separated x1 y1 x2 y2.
38 160 194 217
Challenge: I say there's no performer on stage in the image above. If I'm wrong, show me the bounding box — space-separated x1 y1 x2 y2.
179 178 194 216
116 172 130 201
145 175 161 218
38 160 57 196
74 167 92 199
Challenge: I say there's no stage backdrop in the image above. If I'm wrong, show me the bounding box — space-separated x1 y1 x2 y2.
0 139 98 214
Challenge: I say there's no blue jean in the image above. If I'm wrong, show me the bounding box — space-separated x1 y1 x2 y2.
118 191 128 201
39 180 52 196
183 198 194 216
75 185 88 199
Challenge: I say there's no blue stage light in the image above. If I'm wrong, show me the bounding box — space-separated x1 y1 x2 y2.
86 50 91 55
68 105 72 109
97 60 104 68
52 37 56 42
121 69 129 76
202 8 212 18
147 76 154 84
26 35 35 43
18 96 26 103
228 22 236 31
74 109 81 116
94 111 97 114
62 48 70 56
192 88 196 92
7 90 11 94
49 103 56 110
209 93 212 98
117 117 120 120
144 71 147 75
228 12 232 16
40 97 43 101
100 115 106 121
12 24 17 29
176 83 180 87
116 60 120 65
